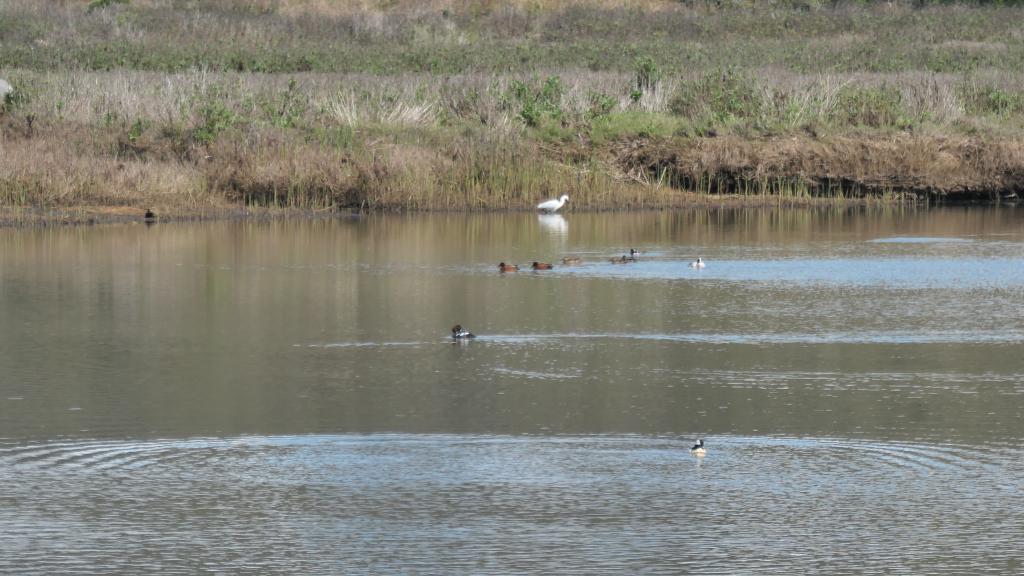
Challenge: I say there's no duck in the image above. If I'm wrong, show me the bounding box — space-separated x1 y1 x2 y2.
144 208 156 223
689 257 706 269
561 256 582 265
451 324 475 339
610 255 632 264
690 438 706 457
629 248 639 261
537 194 569 213
498 262 520 272
531 261 553 270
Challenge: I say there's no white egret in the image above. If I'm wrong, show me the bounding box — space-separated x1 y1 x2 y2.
537 194 569 212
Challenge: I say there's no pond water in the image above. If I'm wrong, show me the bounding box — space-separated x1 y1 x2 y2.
1 207 1023 574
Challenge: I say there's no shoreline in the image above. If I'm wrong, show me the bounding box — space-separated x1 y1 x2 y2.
2 194 1015 229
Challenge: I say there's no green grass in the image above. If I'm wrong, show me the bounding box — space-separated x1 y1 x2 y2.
590 111 683 144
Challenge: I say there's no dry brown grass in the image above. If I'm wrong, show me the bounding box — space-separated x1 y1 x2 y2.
618 134 1024 200
0 115 807 216
10 112 1024 218
0 121 210 212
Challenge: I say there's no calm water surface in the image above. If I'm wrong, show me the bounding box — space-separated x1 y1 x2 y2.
1 207 1023 574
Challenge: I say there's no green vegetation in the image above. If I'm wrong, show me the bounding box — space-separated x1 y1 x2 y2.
5 1 1024 75
4 0 1024 216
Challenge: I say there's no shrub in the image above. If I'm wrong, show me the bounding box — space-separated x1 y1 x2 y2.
634 55 661 95
501 76 564 127
959 82 1024 117
831 85 905 128
668 67 764 124
587 92 617 119
193 90 238 144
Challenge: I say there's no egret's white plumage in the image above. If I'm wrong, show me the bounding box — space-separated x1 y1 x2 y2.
537 194 569 212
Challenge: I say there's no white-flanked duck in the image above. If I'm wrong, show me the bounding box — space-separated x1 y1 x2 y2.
451 324 475 339
690 438 706 457
689 257 706 269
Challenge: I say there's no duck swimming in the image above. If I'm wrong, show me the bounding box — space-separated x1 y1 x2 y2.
610 255 632 264
690 438 706 457
531 261 553 270
689 257 706 269
561 256 582 265
498 262 520 272
451 324 475 339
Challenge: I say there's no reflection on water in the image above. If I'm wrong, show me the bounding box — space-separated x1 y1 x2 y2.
1 206 1023 573
537 213 568 235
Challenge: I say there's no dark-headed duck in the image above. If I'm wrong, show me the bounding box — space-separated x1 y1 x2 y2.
690 438 706 457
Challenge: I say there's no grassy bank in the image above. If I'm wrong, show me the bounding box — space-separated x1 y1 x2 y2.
3 1 1024 216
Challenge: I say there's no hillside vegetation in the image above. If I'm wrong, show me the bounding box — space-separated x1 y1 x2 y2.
3 0 1024 218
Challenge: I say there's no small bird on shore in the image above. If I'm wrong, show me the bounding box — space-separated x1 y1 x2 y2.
531 261 553 270
690 438 706 457
561 256 582 265
689 257 706 269
451 324 475 339
144 208 156 223
537 194 569 213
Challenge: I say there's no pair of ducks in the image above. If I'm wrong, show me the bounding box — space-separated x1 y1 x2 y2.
610 249 640 264
498 262 549 272
498 257 581 272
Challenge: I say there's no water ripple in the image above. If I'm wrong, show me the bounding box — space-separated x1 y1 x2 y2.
0 434 1020 574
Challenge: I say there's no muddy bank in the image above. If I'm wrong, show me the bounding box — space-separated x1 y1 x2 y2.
616 135 1024 203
